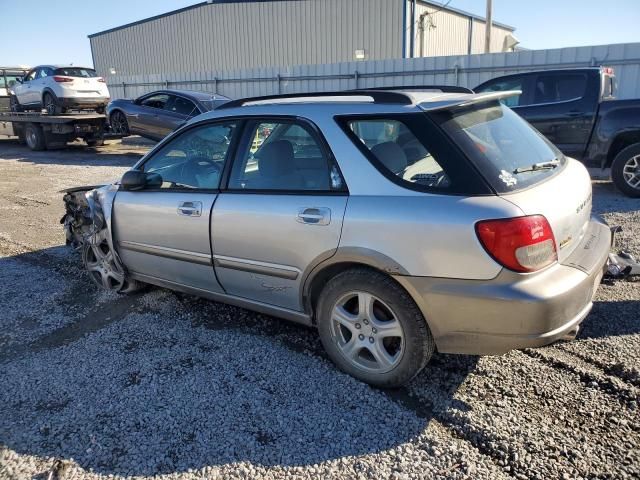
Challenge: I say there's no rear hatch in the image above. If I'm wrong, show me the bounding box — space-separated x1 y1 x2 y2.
54 67 109 98
428 98 592 263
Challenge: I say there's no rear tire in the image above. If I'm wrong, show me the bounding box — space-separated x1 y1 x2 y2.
317 268 435 388
611 143 640 198
24 123 46 151
43 92 61 115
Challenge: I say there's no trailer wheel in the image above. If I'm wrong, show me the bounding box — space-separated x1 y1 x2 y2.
43 93 62 115
24 124 46 151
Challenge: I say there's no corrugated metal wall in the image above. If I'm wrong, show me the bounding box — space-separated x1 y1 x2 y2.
410 2 513 57
105 42 640 101
90 0 404 77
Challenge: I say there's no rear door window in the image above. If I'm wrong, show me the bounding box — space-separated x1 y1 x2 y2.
228 120 343 191
533 74 587 104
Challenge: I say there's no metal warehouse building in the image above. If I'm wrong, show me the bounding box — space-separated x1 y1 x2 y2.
89 0 515 77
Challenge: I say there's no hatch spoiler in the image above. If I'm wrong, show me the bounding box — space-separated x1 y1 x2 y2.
418 90 522 112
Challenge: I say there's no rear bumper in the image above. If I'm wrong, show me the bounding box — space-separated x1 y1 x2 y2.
396 216 611 355
59 97 109 108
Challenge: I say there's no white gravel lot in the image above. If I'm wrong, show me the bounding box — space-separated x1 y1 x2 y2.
0 138 638 480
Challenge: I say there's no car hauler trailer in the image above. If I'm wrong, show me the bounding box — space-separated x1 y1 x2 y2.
0 111 108 150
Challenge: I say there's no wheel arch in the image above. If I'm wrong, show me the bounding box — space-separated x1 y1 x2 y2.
606 130 640 167
42 87 58 104
302 247 412 324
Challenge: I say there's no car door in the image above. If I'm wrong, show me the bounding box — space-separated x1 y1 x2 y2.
16 69 38 105
113 120 239 292
33 67 53 106
211 118 348 311
130 93 171 140
151 94 198 139
513 71 595 158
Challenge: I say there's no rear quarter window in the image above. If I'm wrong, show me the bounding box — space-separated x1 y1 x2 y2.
337 113 492 195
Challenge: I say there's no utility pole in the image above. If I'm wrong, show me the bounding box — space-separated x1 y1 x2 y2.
484 0 493 54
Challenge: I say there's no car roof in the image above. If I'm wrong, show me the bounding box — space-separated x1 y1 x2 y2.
32 65 96 70
191 89 519 122
141 89 230 102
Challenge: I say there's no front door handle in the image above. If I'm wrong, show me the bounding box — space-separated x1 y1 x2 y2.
297 207 330 226
177 201 202 217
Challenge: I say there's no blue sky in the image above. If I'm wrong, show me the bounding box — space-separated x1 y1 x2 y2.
2 0 639 68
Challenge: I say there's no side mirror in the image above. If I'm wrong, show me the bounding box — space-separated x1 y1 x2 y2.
120 170 162 191
14 77 22 84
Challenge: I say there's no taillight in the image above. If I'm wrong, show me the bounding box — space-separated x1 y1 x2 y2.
53 76 74 83
475 215 557 273
97 77 106 83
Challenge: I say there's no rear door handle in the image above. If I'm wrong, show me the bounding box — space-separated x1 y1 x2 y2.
177 201 202 217
297 207 330 226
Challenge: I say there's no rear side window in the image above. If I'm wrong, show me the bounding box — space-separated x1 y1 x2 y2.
533 74 586 104
167 96 198 116
347 119 451 189
431 101 565 193
54 68 97 78
140 94 170 110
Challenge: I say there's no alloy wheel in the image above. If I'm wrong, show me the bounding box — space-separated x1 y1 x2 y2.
111 112 128 135
622 154 640 190
330 291 405 374
83 231 127 291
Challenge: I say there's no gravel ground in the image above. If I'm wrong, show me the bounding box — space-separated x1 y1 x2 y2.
0 138 638 480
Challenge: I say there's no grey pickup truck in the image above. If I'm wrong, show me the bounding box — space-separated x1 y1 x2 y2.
476 67 640 197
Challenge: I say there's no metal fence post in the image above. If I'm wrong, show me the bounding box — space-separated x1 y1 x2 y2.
354 70 359 89
122 82 126 98
277 74 282 94
213 76 218 93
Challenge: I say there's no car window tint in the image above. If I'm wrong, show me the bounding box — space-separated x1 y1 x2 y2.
39 68 51 79
141 122 236 190
533 74 586 104
168 96 198 116
140 94 170 110
228 121 338 191
34 69 46 80
25 70 37 82
476 77 524 107
348 119 451 189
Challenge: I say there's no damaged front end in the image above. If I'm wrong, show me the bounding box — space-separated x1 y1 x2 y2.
61 184 139 292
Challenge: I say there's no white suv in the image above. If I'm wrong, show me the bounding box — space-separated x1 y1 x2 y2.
11 65 110 115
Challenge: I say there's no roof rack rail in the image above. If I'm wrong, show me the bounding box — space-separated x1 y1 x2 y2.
359 85 473 94
216 90 413 109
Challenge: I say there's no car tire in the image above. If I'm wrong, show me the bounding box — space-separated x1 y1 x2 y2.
24 123 46 151
43 92 61 115
110 110 129 136
611 143 640 198
9 95 23 113
316 268 435 388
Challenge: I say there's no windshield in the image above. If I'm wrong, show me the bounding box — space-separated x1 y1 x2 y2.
431 101 565 192
54 68 97 78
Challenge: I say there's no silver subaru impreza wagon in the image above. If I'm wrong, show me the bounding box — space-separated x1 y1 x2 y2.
62 88 611 387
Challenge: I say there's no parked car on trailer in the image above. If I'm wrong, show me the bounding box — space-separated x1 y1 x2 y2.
475 67 640 197
62 88 611 388
11 65 110 115
106 89 230 141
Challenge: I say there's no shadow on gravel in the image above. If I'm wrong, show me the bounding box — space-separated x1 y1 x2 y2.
0 248 477 476
0 138 144 167
591 182 640 215
579 298 640 339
